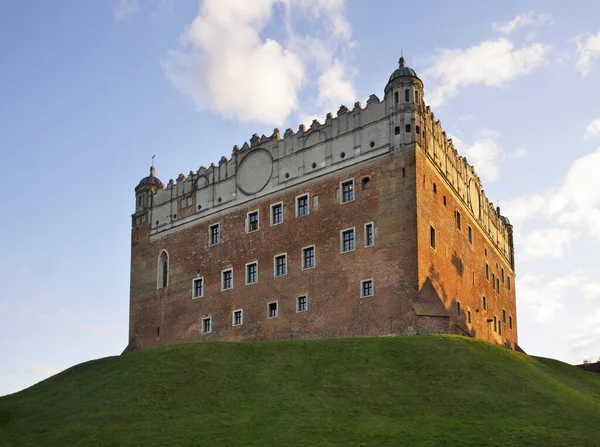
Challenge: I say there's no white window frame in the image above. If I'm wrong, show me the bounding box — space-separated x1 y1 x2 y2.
245 261 258 285
209 222 221 246
232 309 243 327
270 201 284 226
296 294 308 312
246 209 260 233
364 222 375 247
301 245 316 270
273 253 288 277
360 278 374 298
295 193 310 217
267 300 279 319
340 178 355 204
192 276 204 299
221 268 233 291
340 227 356 253
201 316 212 334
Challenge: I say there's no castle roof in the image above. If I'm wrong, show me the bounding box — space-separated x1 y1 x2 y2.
136 166 164 191
388 57 420 82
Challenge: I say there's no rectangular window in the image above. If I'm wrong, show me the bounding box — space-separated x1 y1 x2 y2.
498 319 503 336
268 301 278 318
209 223 220 245
341 228 355 253
341 179 354 203
246 262 258 285
497 278 500 293
486 263 489 280
361 279 374 298
296 194 309 217
394 91 399 104
302 246 315 269
365 222 374 247
430 225 436 250
270 202 283 225
508 276 511 290
202 317 212 334
468 226 473 244
405 124 411 133
404 89 409 102
457 301 461 316
482 295 487 311
468 310 472 324
492 273 496 289
395 126 400 135
192 277 204 298
502 309 506 324
493 316 497 333
501 268 505 284
274 254 287 276
456 211 461 231
247 210 259 232
509 315 513 330
222 268 233 291
415 91 419 104
416 125 420 135
181 196 193 209
297 295 307 312
233 309 243 326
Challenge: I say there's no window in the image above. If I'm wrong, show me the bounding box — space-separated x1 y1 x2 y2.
222 268 233 291
404 89 409 102
341 179 354 203
209 223 220 245
181 196 192 209
468 226 473 244
394 91 399 104
246 262 258 285
302 246 315 269
297 295 307 312
456 211 461 231
415 90 419 104
509 315 513 330
498 319 502 336
296 194 309 217
270 202 283 225
443 196 447 206
233 309 243 326
341 228 355 253
502 309 506 324
497 278 500 294
202 317 212 334
429 225 436 250
365 222 375 247
247 210 259 232
361 279 374 298
433 183 437 194
395 126 400 135
157 250 169 289
405 124 411 133
268 301 278 318
482 295 487 311
486 263 489 281
493 316 497 333
492 273 496 289
508 276 511 290
416 125 420 135
457 301 461 316
501 268 505 284
468 310 472 324
362 177 371 190
274 253 287 276
192 277 204 298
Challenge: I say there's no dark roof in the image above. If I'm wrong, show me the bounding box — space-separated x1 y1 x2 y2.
500 216 511 226
137 167 164 190
388 57 419 82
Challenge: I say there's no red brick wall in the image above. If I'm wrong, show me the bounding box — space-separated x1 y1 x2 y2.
415 148 518 348
128 150 421 350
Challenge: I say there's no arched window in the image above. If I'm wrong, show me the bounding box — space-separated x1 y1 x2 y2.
158 250 169 289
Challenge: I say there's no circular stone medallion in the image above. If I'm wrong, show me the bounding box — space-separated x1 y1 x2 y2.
236 149 273 195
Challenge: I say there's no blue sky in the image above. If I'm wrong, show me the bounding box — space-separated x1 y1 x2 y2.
1 0 600 395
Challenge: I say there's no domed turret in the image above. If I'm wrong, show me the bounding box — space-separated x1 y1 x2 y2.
388 57 420 83
136 166 164 191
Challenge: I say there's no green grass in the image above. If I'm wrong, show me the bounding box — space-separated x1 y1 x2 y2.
1 335 599 446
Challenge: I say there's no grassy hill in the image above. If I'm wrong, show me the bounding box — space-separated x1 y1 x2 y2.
1 335 599 446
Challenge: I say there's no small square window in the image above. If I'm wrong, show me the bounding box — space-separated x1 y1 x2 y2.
247 210 259 232
468 226 473 244
362 177 371 190
274 254 287 276
297 295 307 312
430 225 436 250
202 317 212 334
467 310 472 324
482 295 487 311
456 211 461 231
192 277 204 298
361 279 374 298
222 268 233 291
405 124 411 133
270 202 283 225
341 228 355 253
341 179 354 203
209 223 220 245
302 246 315 269
365 222 375 247
296 194 309 217
246 262 258 285
457 301 461 316
268 301 278 318
233 309 243 326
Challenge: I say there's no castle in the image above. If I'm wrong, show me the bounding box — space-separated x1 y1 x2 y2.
127 58 518 352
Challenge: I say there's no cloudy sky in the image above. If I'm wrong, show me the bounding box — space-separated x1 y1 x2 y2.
1 0 599 395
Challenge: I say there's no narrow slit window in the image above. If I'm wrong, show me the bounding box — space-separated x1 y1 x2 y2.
404 89 409 102
468 226 473 244
430 226 436 250
482 295 487 311
456 211 461 231
457 301 461 316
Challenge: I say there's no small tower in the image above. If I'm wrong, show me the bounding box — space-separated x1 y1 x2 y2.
135 166 164 213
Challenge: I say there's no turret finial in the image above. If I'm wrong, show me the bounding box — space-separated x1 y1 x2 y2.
399 56 406 68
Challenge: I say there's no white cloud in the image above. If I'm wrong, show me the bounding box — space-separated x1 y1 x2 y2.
575 31 600 77
458 114 474 122
28 365 60 377
520 228 577 259
424 38 551 107
585 119 600 139
113 0 139 22
163 0 355 126
517 273 584 322
582 284 600 301
568 311 600 361
492 11 553 35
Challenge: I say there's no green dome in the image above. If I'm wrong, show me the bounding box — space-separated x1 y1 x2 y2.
388 57 419 82
500 216 511 226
